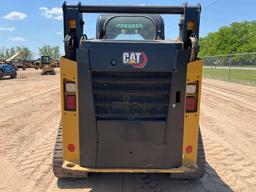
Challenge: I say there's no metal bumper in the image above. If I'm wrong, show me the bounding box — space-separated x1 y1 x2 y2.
62 159 198 174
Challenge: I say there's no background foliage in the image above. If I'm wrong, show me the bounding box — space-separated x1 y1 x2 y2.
38 45 61 60
0 46 33 61
199 20 256 57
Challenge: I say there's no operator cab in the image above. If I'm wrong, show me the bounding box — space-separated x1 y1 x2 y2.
96 15 165 40
41 56 51 67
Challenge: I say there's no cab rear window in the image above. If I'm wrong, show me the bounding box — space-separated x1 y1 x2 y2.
42 57 50 64
105 16 156 40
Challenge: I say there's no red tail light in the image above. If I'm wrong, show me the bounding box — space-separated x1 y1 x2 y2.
186 97 196 112
65 95 76 111
185 82 198 112
64 81 76 111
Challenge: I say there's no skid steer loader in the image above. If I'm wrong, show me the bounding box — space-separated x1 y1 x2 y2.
53 2 205 180
41 56 56 75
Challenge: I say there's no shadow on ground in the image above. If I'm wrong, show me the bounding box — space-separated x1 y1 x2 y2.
57 162 233 192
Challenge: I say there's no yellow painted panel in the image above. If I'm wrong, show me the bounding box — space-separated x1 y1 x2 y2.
60 57 80 163
60 57 203 170
183 59 203 162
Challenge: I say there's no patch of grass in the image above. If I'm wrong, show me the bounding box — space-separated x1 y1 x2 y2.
203 67 256 86
234 65 256 68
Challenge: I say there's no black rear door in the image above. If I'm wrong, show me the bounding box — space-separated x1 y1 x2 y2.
77 40 188 169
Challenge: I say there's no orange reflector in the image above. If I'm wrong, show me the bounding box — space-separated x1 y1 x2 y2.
68 144 75 152
185 145 193 153
187 21 196 31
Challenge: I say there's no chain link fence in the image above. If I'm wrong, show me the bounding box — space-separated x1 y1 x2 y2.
202 52 256 86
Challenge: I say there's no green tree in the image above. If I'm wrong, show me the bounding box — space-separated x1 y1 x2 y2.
20 47 33 61
39 45 61 60
199 20 256 57
0 46 33 61
0 47 7 60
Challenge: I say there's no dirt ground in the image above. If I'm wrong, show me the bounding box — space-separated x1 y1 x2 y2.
0 69 255 192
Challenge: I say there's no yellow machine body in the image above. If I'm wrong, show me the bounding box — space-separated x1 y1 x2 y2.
60 57 202 174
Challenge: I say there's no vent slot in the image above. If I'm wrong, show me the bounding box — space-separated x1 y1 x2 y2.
92 72 172 121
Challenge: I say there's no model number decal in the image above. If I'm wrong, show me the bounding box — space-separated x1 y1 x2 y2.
123 52 148 68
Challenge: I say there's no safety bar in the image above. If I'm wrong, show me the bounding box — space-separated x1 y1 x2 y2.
63 3 201 15
62 2 201 61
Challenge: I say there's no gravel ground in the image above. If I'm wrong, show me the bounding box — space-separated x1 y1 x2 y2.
0 69 255 192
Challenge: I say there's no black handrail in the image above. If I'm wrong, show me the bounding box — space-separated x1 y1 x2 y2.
63 3 201 14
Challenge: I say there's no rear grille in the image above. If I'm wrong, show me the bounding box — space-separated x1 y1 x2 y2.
92 72 172 121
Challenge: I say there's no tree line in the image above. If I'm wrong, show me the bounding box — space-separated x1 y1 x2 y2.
38 45 61 60
199 20 256 57
0 45 61 61
0 46 32 61
2 21 255 60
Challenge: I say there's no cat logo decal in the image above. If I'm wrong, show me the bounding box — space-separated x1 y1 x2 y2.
123 52 148 68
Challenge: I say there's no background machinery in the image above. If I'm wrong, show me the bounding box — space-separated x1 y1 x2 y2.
0 63 17 80
33 59 41 70
5 51 26 70
40 56 56 75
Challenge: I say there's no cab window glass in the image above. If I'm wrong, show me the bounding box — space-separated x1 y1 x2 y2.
42 57 50 64
105 16 156 40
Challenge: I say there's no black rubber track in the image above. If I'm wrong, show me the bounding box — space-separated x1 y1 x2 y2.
52 123 88 178
169 129 206 179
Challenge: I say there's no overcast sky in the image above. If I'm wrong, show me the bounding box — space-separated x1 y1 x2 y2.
0 0 255 58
